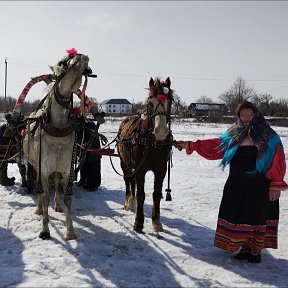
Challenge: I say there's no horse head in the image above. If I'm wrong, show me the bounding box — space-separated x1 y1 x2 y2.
51 52 90 99
147 77 173 141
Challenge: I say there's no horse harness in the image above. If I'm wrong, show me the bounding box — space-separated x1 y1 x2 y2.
116 102 174 179
29 55 91 196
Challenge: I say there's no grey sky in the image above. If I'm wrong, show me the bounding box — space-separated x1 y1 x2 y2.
1 1 288 105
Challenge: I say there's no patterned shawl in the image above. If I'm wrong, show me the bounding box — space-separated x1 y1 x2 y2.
219 110 282 174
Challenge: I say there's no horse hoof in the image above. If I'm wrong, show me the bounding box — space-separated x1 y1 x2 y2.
34 209 43 215
124 202 135 212
39 232 51 240
133 226 144 234
65 233 77 240
124 206 134 212
153 226 164 233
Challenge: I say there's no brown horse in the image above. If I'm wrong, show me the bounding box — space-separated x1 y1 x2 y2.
117 77 174 233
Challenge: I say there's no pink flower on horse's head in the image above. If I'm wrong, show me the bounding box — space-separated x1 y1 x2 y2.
157 94 167 104
66 48 78 55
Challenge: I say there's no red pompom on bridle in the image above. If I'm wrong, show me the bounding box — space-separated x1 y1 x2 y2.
157 94 167 104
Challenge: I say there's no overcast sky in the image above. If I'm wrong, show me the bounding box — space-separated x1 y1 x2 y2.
1 1 288 105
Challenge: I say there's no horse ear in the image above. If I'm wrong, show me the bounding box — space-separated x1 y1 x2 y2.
149 77 154 88
49 65 54 72
165 77 171 88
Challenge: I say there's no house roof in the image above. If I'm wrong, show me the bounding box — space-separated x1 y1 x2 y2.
100 99 132 105
189 103 228 111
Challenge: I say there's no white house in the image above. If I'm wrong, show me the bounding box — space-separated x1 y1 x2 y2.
99 99 133 115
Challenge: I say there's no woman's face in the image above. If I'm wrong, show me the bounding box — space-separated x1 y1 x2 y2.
239 108 255 126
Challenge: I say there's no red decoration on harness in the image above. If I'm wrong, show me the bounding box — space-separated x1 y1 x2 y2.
66 48 78 55
157 94 166 104
73 107 81 117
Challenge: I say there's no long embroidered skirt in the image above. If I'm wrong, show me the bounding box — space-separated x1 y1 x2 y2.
214 146 279 254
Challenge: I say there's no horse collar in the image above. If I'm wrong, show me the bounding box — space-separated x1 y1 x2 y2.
42 118 78 137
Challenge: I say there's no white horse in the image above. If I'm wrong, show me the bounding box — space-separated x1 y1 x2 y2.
23 52 90 240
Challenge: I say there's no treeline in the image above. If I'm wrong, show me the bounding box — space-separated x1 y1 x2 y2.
194 77 288 117
1 76 287 118
134 77 288 117
217 77 288 117
0 96 41 115
0 96 98 116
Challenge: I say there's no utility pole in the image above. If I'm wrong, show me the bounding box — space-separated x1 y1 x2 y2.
4 57 7 115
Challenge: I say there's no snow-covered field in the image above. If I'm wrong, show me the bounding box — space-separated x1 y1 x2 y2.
1 118 288 287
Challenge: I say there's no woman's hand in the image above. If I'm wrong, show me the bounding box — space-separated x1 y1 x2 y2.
176 141 187 150
269 189 281 201
175 141 194 155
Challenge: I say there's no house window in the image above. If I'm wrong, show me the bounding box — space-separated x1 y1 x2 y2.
108 109 111 113
108 104 111 108
113 109 116 113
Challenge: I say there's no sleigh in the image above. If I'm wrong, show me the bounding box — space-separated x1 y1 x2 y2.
0 144 18 163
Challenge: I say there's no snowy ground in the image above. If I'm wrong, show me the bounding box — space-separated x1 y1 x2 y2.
1 118 288 287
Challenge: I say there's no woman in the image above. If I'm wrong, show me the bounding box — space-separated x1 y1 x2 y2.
73 107 102 191
176 101 287 263
76 120 102 191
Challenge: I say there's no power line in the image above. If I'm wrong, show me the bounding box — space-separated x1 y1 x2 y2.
2 56 288 81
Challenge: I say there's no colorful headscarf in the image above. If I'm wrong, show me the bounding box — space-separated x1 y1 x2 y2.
219 110 282 175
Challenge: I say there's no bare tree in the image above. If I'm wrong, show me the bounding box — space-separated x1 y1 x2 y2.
132 101 145 114
0 96 16 113
195 95 213 103
251 93 272 115
172 93 187 115
269 98 288 117
219 77 257 114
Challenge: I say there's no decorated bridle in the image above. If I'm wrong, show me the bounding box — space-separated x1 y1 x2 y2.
52 49 94 81
146 77 173 124
51 49 96 110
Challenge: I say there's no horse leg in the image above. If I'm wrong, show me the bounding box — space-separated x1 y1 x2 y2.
27 163 36 194
134 175 145 233
124 176 136 212
53 175 63 212
34 177 44 215
121 159 135 211
63 178 77 240
34 193 43 215
152 172 166 232
17 155 28 188
131 177 136 206
18 163 27 187
39 178 51 240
